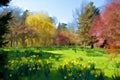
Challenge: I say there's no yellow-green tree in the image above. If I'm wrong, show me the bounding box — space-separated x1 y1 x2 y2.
26 12 56 46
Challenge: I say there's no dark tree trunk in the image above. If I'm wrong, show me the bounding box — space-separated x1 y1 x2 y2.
91 43 94 49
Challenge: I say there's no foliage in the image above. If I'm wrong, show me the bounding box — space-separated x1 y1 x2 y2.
5 50 52 80
55 32 69 46
55 23 70 46
7 9 37 47
58 60 104 80
90 0 120 49
78 2 99 48
0 47 119 80
0 0 11 79
0 0 11 6
56 23 79 46
26 12 56 46
2 9 56 47
112 60 120 80
0 50 8 79
0 12 12 47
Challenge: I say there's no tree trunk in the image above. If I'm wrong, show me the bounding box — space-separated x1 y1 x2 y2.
91 43 94 49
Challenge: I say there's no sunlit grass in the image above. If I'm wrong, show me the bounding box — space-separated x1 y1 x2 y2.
3 47 120 80
44 47 120 79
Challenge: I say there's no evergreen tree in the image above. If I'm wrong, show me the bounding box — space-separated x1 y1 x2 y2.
0 12 12 47
0 0 12 47
0 0 11 79
0 0 11 6
78 2 99 48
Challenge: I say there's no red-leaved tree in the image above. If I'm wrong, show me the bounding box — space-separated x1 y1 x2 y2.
55 32 69 46
90 0 120 49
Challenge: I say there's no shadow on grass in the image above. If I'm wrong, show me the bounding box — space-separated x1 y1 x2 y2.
104 76 113 80
40 51 63 61
81 48 105 57
6 49 63 62
2 48 115 80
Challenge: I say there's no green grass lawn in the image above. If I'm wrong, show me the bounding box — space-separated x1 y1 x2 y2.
2 47 120 80
45 48 120 78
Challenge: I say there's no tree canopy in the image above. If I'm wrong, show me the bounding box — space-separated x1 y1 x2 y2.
26 12 56 46
78 2 99 47
0 0 11 6
0 0 12 47
90 0 120 48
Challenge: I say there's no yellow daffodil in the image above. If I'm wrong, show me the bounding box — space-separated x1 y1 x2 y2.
9 74 12 77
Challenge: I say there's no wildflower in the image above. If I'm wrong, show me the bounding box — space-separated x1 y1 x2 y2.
29 68 32 71
11 60 14 64
33 67 36 70
82 63 85 68
29 59 33 63
68 73 72 76
9 74 12 77
81 68 84 71
49 56 52 59
64 76 67 79
87 65 90 69
28 64 30 67
95 74 97 77
37 67 40 70
62 64 65 69
21 63 23 66
32 55 36 58
37 59 42 63
79 74 81 76
91 70 94 74
46 60 50 64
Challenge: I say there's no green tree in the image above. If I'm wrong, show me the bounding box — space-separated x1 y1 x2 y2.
0 12 12 47
0 0 12 47
57 23 67 34
0 0 11 79
0 0 11 6
78 2 99 48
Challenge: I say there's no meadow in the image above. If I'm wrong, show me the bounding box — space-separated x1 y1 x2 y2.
1 46 120 80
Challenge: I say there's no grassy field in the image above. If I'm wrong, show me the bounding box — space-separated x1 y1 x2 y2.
2 47 120 80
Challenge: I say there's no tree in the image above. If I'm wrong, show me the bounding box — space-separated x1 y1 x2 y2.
55 32 69 46
3 6 23 47
78 2 99 48
0 0 11 6
90 0 120 48
0 0 11 79
89 15 105 47
102 0 120 48
0 0 12 47
18 10 37 47
67 23 79 46
7 9 37 47
0 12 12 47
56 23 67 34
26 12 56 46
55 23 70 46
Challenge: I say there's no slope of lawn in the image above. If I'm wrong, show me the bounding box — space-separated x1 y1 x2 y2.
2 46 120 80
